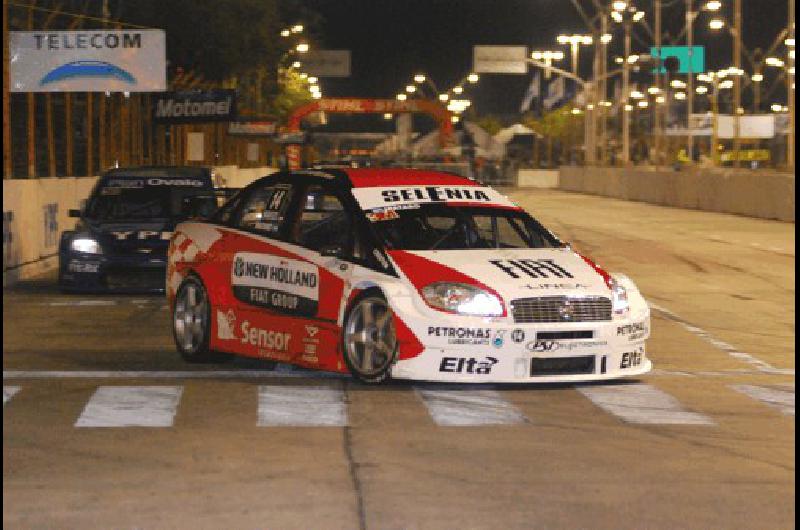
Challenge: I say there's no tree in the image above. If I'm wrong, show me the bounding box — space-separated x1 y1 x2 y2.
473 114 504 136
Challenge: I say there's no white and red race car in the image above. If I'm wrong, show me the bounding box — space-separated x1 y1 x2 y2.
167 168 651 383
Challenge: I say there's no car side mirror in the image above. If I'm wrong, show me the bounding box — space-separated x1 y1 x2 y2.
319 244 345 258
68 209 82 218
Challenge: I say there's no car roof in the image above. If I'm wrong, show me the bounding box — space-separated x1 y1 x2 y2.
341 168 478 188
102 166 211 179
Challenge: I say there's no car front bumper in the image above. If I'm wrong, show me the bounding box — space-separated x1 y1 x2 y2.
58 252 167 293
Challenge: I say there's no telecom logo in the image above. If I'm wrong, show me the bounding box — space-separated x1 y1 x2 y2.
40 61 137 86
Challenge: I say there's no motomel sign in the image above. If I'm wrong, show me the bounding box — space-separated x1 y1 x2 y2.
152 90 237 124
9 30 166 92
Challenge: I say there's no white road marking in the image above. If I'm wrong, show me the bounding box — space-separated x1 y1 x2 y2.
649 302 793 375
416 388 527 426
3 386 20 406
3 370 344 380
75 386 183 428
730 384 795 416
44 300 118 307
578 383 715 425
257 385 346 427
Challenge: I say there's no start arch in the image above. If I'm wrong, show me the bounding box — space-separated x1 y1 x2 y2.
285 98 453 169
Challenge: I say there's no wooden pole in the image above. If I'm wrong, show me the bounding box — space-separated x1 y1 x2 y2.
26 2 35 178
2 0 11 178
65 93 73 175
46 93 55 176
86 93 93 176
98 94 106 170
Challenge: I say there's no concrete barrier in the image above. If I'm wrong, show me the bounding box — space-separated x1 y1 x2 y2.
517 169 559 188
3 165 280 287
559 166 795 222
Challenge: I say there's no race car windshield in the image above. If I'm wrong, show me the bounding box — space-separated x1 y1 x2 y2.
367 204 562 251
87 183 208 220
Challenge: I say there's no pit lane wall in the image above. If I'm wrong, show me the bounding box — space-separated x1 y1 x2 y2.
3 166 277 287
559 166 795 222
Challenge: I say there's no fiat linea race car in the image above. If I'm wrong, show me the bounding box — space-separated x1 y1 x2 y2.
167 168 651 384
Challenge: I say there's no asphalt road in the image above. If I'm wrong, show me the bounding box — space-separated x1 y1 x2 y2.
3 189 794 529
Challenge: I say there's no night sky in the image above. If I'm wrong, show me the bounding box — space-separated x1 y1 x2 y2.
301 0 790 116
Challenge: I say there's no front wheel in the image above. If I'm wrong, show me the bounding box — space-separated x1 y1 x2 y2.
342 291 398 384
172 275 229 363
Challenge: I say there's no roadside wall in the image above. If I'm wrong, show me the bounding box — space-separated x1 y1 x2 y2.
517 169 559 188
3 165 278 287
559 167 795 222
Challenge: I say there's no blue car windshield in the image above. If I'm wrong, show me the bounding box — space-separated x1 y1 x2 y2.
87 179 212 220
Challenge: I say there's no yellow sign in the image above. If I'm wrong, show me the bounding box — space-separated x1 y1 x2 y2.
720 149 771 162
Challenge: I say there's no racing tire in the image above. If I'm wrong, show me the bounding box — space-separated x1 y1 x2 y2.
172 275 230 363
342 289 398 384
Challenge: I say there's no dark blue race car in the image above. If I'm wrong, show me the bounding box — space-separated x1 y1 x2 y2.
59 167 219 293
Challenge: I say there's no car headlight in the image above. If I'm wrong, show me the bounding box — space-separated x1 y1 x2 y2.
610 278 629 316
421 282 504 317
71 237 102 255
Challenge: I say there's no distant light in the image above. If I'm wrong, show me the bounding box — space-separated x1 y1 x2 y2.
766 57 785 67
612 1 627 11
587 103 595 110
630 90 644 99
697 73 713 82
647 86 661 94
696 85 708 94
451 116 460 123
439 93 449 102
414 74 426 83
674 91 687 100
611 11 623 23
309 84 319 93
736 107 745 114
406 84 416 93
280 29 291 37
790 66 796 74
295 42 310 53
624 104 633 111
292 61 302 68
632 11 645 22
383 113 393 120
467 73 480 83
599 100 612 107
453 86 464 94
299 72 308 79
291 24 304 33
601 33 613 44
571 108 583 115
751 73 764 82
557 34 569 44
790 50 796 59
719 79 734 89
312 92 322 99
655 96 666 104
704 0 721 11
637 100 648 108
123 91 130 98
396 93 407 101
786 38 796 47
709 18 725 30
615 56 624 64
670 79 686 89
307 76 318 84
627 54 639 64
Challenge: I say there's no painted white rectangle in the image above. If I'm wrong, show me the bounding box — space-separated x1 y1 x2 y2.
75 386 183 427
10 30 166 92
416 388 527 426
731 384 795 416
257 385 346 427
352 185 518 211
578 383 714 425
3 386 21 406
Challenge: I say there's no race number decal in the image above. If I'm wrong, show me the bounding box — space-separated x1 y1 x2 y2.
231 252 319 316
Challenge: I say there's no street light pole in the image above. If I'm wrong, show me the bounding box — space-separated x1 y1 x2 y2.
789 0 795 170
686 0 695 163
623 19 632 165
733 0 742 168
655 0 662 167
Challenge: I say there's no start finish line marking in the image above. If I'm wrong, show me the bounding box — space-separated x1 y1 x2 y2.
649 303 794 376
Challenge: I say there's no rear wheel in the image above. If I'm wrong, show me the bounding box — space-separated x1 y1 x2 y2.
172 275 229 363
342 290 398 384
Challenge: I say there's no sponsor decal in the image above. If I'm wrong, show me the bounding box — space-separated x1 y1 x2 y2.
232 252 319 317
439 356 499 374
216 309 237 340
41 60 136 86
620 349 644 369
352 185 517 210
67 260 99 273
511 329 526 343
366 209 400 222
428 326 504 346
105 178 205 188
522 283 590 290
110 230 172 241
526 340 608 353
617 321 649 341
490 259 573 280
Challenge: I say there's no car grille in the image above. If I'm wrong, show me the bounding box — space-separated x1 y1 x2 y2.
511 296 612 323
530 356 596 376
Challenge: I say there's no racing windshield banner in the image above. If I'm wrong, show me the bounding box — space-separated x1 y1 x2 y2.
104 177 207 189
231 253 319 317
352 185 519 211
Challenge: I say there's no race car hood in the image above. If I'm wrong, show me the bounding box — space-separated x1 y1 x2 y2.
387 248 613 302
77 219 177 255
